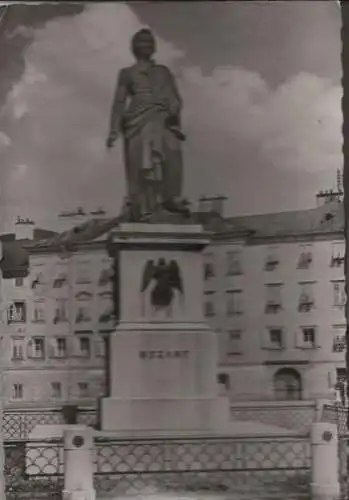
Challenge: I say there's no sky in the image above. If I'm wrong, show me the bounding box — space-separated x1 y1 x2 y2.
0 1 343 232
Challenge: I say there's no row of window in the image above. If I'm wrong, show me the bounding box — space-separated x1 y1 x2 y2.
204 280 346 317
266 326 346 352
219 367 347 402
224 325 346 355
15 267 113 290
9 327 345 362
11 335 105 360
204 242 345 279
7 299 114 326
218 367 304 401
11 380 96 400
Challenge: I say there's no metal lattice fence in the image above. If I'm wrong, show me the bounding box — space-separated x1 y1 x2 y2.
230 403 317 432
4 439 63 499
322 403 348 435
93 434 311 498
1 403 316 440
2 407 97 440
339 436 349 499
322 404 349 500
3 433 312 499
323 401 349 498
77 410 97 427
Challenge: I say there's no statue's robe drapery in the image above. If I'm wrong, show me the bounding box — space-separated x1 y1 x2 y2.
109 61 184 213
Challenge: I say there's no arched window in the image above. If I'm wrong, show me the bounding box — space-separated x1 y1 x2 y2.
273 368 302 401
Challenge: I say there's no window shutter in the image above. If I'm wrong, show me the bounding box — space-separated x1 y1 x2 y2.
295 330 303 348
261 330 269 349
69 337 79 357
315 331 321 349
95 338 106 357
27 339 33 358
48 338 56 358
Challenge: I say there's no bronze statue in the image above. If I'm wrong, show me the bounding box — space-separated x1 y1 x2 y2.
106 29 189 220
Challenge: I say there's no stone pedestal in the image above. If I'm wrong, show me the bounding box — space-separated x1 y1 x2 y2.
100 223 230 433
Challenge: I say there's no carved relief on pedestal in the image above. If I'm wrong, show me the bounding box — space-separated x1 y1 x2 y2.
140 258 184 319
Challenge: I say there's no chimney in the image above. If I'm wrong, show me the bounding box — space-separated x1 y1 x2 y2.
90 206 107 218
14 216 35 240
198 195 226 216
57 206 88 232
210 195 227 217
316 189 342 206
198 196 211 213
316 170 344 206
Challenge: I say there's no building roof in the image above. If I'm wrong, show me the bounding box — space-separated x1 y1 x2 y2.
26 212 243 251
0 202 344 279
193 211 249 235
0 228 58 278
227 201 344 240
28 217 121 251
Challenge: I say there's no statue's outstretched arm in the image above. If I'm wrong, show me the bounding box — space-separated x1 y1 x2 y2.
108 68 128 138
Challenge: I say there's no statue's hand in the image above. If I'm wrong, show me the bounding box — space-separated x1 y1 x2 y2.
106 131 119 149
168 104 180 119
166 115 178 127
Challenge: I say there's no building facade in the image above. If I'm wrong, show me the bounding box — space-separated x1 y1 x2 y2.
0 198 346 406
205 199 345 402
0 214 114 407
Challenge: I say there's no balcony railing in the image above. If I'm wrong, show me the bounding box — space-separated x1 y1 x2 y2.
298 301 314 313
265 302 282 314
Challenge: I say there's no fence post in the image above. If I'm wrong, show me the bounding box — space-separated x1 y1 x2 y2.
62 425 95 500
311 421 340 500
314 399 327 422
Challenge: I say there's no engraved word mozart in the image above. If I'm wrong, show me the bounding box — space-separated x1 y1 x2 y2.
139 350 189 360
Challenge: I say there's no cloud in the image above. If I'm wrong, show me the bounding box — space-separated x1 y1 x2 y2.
1 3 184 218
180 67 342 174
5 25 34 40
0 2 342 228
12 163 28 178
0 131 11 148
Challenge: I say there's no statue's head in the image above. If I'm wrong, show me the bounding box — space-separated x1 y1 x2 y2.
131 29 156 59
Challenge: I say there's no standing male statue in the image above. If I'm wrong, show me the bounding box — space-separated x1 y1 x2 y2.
106 29 188 219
